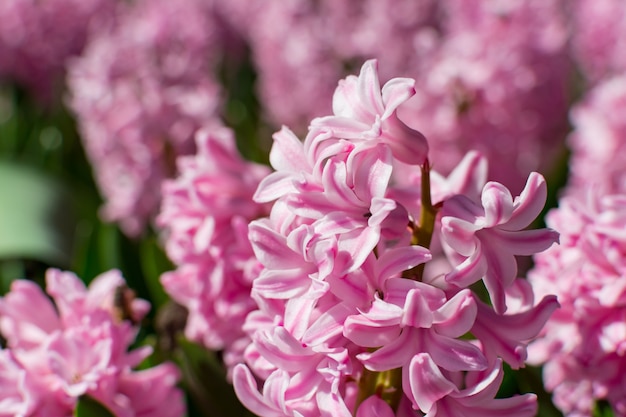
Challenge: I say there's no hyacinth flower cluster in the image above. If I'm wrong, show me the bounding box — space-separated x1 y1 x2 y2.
0 269 184 417
67 0 224 236
231 60 559 416
0 0 115 99
522 2 626 412
528 193 626 417
157 126 271 373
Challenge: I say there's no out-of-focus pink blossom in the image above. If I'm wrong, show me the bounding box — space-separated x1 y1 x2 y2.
67 0 223 236
567 76 626 196
239 0 570 191
398 0 570 191
0 0 115 99
570 0 626 83
0 269 184 417
528 192 626 417
239 0 440 130
158 127 270 372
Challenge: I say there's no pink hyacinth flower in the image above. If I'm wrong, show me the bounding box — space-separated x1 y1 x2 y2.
307 59 428 167
411 357 537 417
440 172 559 313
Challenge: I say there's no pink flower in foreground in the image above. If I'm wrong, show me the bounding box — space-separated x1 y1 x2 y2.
0 269 184 417
234 60 557 416
308 59 428 166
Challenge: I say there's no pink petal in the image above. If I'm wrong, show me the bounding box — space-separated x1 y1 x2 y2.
357 329 415 371
349 144 393 202
356 395 396 417
233 366 287 417
445 241 488 288
303 303 355 346
404 353 456 413
269 126 308 173
425 331 488 372
357 60 385 116
481 182 514 227
505 172 548 231
254 171 299 203
248 220 304 269
433 290 477 338
375 246 432 283
491 228 559 256
441 216 479 257
381 77 416 119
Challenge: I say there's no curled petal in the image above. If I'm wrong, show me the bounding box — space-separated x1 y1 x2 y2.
481 182 514 228
505 172 548 231
357 329 415 371
433 290 477 338
375 246 432 283
491 229 559 256
441 216 480 257
445 240 488 288
425 331 488 372
233 365 288 417
404 353 456 413
269 126 309 173
381 77 416 119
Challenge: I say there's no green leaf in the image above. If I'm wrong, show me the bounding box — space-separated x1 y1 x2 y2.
139 237 173 308
74 395 116 417
0 161 73 265
593 400 615 417
175 337 255 417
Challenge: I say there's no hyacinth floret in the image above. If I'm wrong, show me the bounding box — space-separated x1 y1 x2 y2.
234 60 559 416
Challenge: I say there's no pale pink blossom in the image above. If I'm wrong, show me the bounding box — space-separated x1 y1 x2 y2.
570 0 626 83
0 269 184 417
414 358 537 417
396 0 571 191
440 172 559 313
567 75 626 196
67 0 223 236
528 191 626 416
0 0 115 99
308 59 428 166
158 127 270 369
236 59 556 417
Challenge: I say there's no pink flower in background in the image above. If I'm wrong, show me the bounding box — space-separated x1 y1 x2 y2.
0 269 184 417
567 75 626 196
529 192 626 416
0 0 115 99
570 0 626 83
243 0 442 130
398 0 570 192
234 0 570 192
67 0 224 236
158 126 270 372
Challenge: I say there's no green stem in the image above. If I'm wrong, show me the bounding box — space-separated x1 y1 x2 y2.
403 160 438 281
